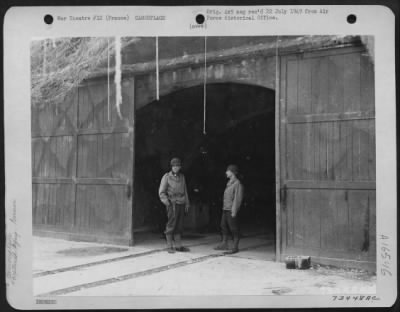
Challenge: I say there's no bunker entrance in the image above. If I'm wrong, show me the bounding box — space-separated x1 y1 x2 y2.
134 83 276 238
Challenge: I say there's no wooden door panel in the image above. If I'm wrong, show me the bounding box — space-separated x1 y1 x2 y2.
32 183 75 229
280 46 376 267
74 78 135 243
285 119 375 182
75 184 129 236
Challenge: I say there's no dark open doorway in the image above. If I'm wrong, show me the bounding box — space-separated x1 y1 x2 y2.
133 83 275 241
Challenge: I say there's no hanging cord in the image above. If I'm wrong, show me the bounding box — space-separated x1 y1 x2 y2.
203 36 207 135
107 37 110 122
156 36 160 101
275 36 279 80
115 36 123 119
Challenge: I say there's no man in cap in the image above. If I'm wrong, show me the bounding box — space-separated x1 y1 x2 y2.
159 157 190 253
214 164 244 254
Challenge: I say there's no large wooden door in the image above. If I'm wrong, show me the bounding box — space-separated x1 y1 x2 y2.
279 46 376 269
32 77 135 245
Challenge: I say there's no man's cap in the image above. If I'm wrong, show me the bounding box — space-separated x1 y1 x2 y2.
170 157 182 167
227 164 239 175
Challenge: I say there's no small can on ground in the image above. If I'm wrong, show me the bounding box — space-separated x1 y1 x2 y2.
285 255 311 270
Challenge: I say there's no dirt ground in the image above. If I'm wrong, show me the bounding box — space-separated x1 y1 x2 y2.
33 233 376 297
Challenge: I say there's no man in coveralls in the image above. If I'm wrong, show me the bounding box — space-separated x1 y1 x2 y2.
214 164 244 254
159 157 190 253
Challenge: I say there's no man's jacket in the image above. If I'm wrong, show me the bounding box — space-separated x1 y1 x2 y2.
159 172 190 209
223 177 244 216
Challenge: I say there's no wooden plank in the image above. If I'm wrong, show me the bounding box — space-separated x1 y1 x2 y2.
330 121 339 180
359 120 370 180
348 190 369 253
360 52 375 113
98 134 104 177
32 127 130 137
103 133 112 177
34 183 40 224
286 111 375 124
90 134 98 178
312 122 319 181
286 59 298 115
32 183 37 224
344 120 353 181
56 184 62 226
66 184 74 228
55 137 62 177
285 180 376 190
337 190 350 251
343 53 361 112
312 57 329 114
320 123 327 179
352 120 361 180
368 120 376 181
307 190 321 249
304 122 312 180
32 139 38 177
328 54 345 113
286 125 294 179
55 184 60 225
320 189 335 250
297 124 303 180
368 191 376 258
64 136 72 177
112 133 123 178
76 178 128 185
297 58 312 114
336 121 345 180
285 189 294 248
53 137 59 178
293 189 304 248
77 135 85 177
75 186 83 229
41 184 47 224
33 177 74 184
65 136 73 178
50 184 56 225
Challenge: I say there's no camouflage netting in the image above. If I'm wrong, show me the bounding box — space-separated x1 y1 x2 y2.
31 36 374 109
31 37 139 108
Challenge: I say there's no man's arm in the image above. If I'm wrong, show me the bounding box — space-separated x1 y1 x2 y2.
183 175 190 212
159 174 170 206
231 182 244 217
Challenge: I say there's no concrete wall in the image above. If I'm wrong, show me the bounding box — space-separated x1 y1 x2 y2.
135 55 276 110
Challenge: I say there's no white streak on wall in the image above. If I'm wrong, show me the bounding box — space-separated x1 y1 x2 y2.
115 36 123 119
107 38 111 122
203 36 207 135
156 36 159 100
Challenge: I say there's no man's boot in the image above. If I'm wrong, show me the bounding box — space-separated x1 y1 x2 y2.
214 235 229 250
174 234 190 252
166 234 175 253
226 234 239 254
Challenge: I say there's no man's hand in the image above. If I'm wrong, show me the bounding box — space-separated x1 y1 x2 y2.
231 212 236 218
185 206 189 215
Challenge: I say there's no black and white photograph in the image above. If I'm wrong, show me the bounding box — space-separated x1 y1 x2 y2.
4 5 397 309
30 35 377 296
